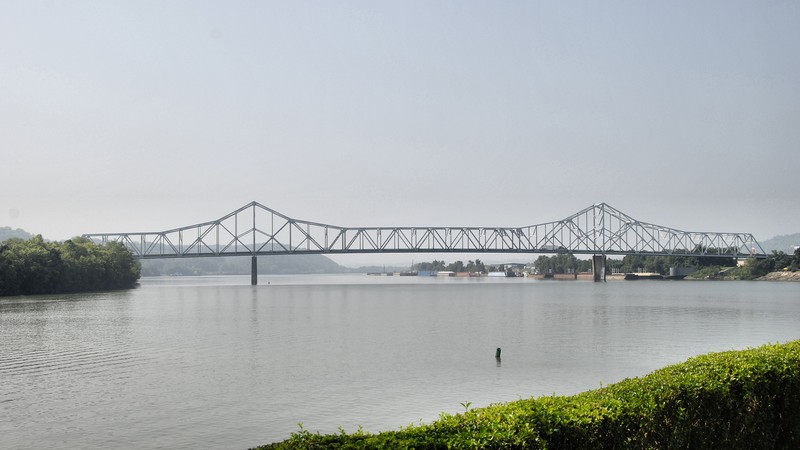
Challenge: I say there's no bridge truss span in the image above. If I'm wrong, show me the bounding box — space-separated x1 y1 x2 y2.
83 201 766 260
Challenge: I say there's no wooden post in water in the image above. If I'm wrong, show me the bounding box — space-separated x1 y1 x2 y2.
251 256 258 286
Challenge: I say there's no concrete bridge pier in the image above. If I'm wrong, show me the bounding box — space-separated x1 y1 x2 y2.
592 255 606 282
251 256 258 286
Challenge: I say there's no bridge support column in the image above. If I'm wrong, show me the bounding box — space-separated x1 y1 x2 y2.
251 256 258 286
592 255 606 282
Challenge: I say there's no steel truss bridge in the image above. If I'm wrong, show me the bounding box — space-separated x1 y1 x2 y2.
84 201 766 260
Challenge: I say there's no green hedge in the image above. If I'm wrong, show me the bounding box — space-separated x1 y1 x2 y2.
254 340 800 449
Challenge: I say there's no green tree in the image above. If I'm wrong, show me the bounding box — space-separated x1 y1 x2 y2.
620 254 646 273
0 236 140 296
413 260 447 272
738 251 794 280
555 254 579 273
101 241 141 289
14 235 62 295
0 242 21 295
690 245 737 268
59 237 102 292
463 259 486 274
532 254 591 274
606 257 623 273
446 260 465 272
533 255 553 274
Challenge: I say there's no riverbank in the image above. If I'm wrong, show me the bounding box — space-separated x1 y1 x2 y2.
758 271 800 281
255 340 800 449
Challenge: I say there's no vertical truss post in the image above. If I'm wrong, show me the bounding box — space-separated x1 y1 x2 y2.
251 203 257 285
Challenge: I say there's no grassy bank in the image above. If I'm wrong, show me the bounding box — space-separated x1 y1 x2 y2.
254 340 800 449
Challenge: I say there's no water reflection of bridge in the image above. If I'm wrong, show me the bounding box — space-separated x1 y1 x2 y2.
83 202 766 284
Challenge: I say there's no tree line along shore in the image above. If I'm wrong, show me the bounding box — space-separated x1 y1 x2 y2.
2 234 798 297
0 235 141 296
409 249 800 280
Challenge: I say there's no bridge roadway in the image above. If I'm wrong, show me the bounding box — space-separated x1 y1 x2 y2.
83 201 767 284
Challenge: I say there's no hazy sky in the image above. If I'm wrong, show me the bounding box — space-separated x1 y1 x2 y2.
2 1 798 265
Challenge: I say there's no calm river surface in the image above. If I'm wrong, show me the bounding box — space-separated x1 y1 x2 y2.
1 275 798 449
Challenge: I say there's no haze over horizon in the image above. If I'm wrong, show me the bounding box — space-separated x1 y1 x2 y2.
2 1 798 266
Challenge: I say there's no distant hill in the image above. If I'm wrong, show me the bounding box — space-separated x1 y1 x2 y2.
140 254 350 276
759 233 800 254
349 265 412 273
137 240 356 276
0 226 33 243
137 256 412 276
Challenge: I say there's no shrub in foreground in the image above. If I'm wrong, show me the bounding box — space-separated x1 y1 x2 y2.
254 340 800 449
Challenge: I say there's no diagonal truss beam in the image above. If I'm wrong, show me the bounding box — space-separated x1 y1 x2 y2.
82 202 767 259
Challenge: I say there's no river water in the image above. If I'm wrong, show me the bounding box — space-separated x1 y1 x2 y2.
1 275 798 449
